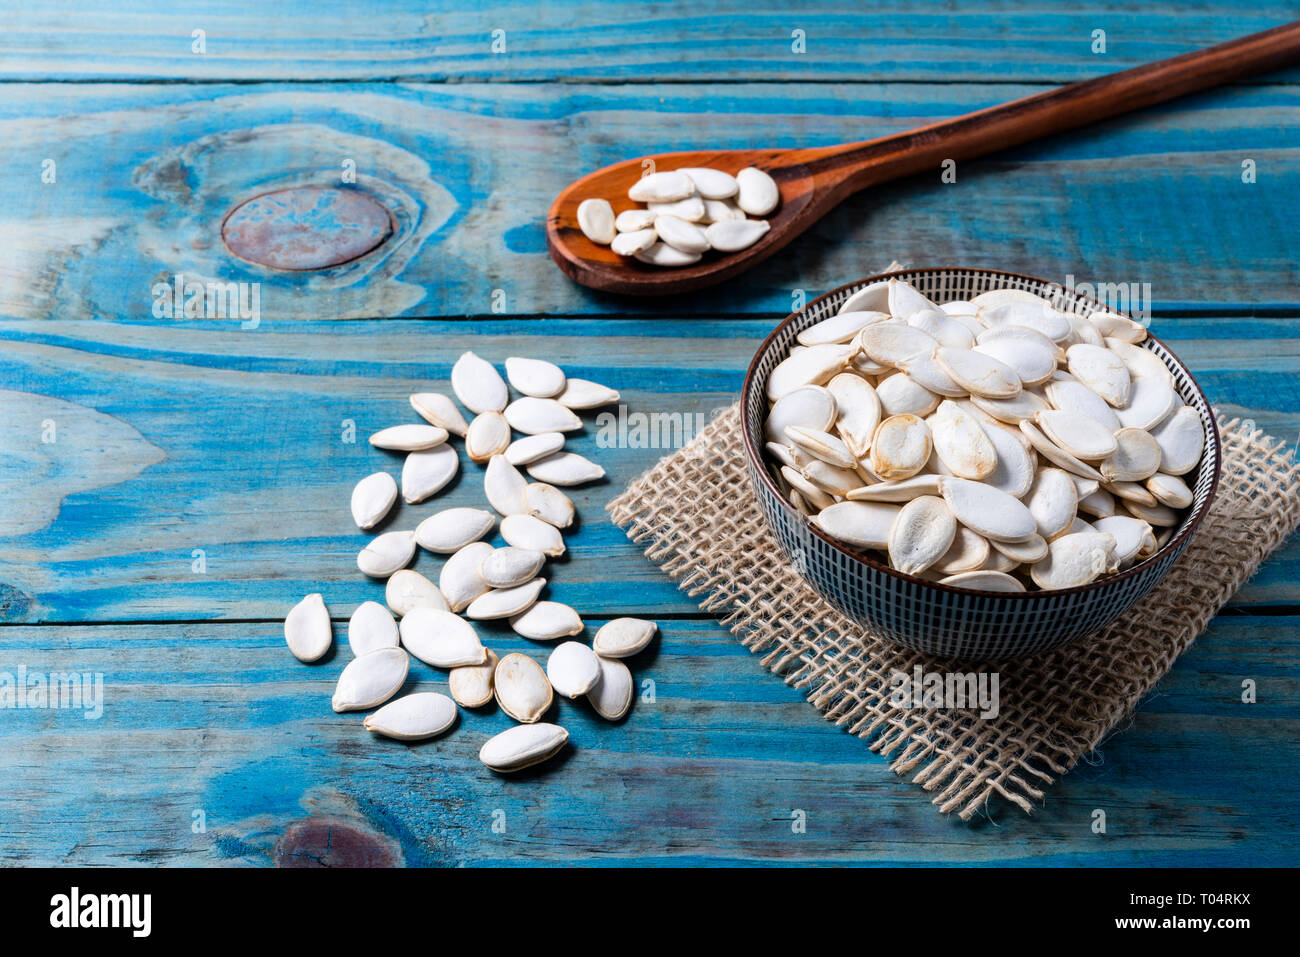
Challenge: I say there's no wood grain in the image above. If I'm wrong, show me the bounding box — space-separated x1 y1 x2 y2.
1 81 1298 318
0 316 1296 625
2 3 1298 83
0 615 1293 865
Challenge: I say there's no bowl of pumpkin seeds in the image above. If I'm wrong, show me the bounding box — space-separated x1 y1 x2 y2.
741 267 1222 658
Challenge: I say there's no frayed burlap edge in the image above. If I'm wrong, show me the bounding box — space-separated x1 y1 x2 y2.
608 405 1300 820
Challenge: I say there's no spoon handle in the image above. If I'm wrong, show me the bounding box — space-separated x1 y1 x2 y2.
799 20 1300 203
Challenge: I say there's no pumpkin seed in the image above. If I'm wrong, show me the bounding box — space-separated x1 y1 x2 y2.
1029 532 1118 589
479 722 568 772
439 541 494 612
1077 487 1117 518
1150 406 1204 475
348 601 398 657
799 459 863 496
415 507 496 554
969 389 1050 425
588 655 634 721
785 425 857 469
735 166 779 215
928 400 996 480
364 692 457 740
981 422 1036 498
629 171 694 203
767 344 854 401
511 601 584 641
811 500 897 549
979 300 1072 342
838 280 890 315
505 432 566 466
357 530 416 577
558 378 621 410
938 570 1026 592
592 618 658 658
1092 515 1157 565
931 525 990 574
1146 472 1193 509
858 322 938 368
332 647 409 713
401 444 459 503
633 242 701 267
1018 419 1104 481
938 477 1037 542
285 593 332 662
615 208 656 232
494 653 554 722
480 547 547 589
681 167 740 199
1103 480 1159 507
783 466 835 509
465 411 512 463
702 198 744 223
1066 343 1131 407
1089 311 1147 343
385 568 448 616
466 577 546 620
1115 376 1177 431
504 397 583 434
399 607 488 667
351 471 398 530
990 532 1049 563
933 346 1021 398
1106 338 1173 383
611 228 658 256
500 513 566 557
826 373 881 457
484 454 529 516
897 350 967 397
869 414 932 480
888 279 938 320
410 392 470 437
706 218 770 252
1100 427 1162 483
449 649 499 708
766 385 838 442
369 423 449 452
504 357 567 402
1043 378 1122 431
452 351 509 414
525 482 576 528
647 195 706 222
654 214 711 254
908 309 976 349
1025 468 1078 540
525 451 606 486
1034 409 1117 460
799 311 889 347
546 641 602 698
875 373 941 417
576 198 616 244
1121 498 1180 526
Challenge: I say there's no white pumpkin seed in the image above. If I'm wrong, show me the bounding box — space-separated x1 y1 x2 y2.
735 166 779 215
385 568 448 616
973 335 1056 386
931 525 990 574
888 495 956 575
401 444 459 503
558 378 620 409
845 474 941 502
785 425 857 469
1018 419 1104 482
766 384 838 442
1044 378 1122 431
1115 376 1177 431
628 171 694 203
989 532 1049 563
332 647 409 713
1034 409 1118 460
439 541 494 612
363 692 458 741
875 373 941 417
611 228 658 256
838 279 890 315
654 215 710 254
494 653 554 722
706 218 770 252
505 432 566 466
1100 427 1162 483
351 471 398 530
929 400 996 480
938 570 1026 592
451 351 509 414
814 500 902 549
369 423 448 452
588 655 634 721
799 459 862 496
479 723 568 772
933 346 1021 398
504 356 566 399
285 593 332 662
546 641 602 698
1106 338 1173 383
782 466 835 509
1089 310 1147 343
466 577 546 620
970 389 1050 424
701 198 744 223
1077 487 1116 518
500 513 566 557
415 507 496 554
680 167 740 199
1150 406 1204 475
1029 532 1118 589
449 649 499 708
888 279 938 320
826 373 881 457
410 392 470 437
979 300 1072 342
858 322 938 367
399 607 487 667
1146 472 1193 509
646 196 706 222
1025 468 1079 540
1092 515 1157 565
634 242 701 267
938 477 1037 542
1121 498 1181 526
465 411 512 463
1066 343 1131 407
510 601 584 641
525 482 576 528
1103 479 1159 508
504 397 583 434
615 208 656 232
897 350 966 397
798 311 889 347
908 309 976 349
480 546 546 589
357 530 417 577
525 451 606 486
869 414 932 480
576 198 616 244
348 601 398 657
766 344 854 401
981 421 1036 498
592 618 658 658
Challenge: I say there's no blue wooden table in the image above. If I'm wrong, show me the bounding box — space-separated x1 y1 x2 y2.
1 2 1298 866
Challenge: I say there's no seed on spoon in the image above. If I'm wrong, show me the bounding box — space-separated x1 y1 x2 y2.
628 171 694 203
735 167 779 215
576 198 616 244
615 208 656 232
647 196 706 221
680 167 740 199
479 723 569 773
654 215 710 254
285 593 332 662
706 218 770 252
332 647 409 713
611 228 657 256
634 242 701 267
364 692 457 741
351 471 398 530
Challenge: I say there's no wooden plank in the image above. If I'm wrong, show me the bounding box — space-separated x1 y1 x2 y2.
1 316 1297 624
2 3 1298 83
2 81 1298 319
0 614 1294 865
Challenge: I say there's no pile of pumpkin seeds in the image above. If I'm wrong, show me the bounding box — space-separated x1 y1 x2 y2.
284 353 659 772
764 278 1206 592
578 166 778 266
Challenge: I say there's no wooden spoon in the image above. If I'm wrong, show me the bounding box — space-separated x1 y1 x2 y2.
547 20 1300 296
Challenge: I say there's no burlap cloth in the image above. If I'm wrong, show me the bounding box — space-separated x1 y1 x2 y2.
608 405 1300 819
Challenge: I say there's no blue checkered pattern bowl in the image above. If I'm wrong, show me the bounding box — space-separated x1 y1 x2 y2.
741 268 1222 659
